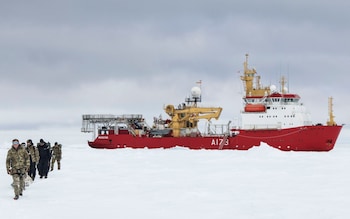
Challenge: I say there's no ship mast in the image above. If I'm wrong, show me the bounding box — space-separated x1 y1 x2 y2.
241 54 270 96
241 54 256 96
280 76 286 94
327 97 337 126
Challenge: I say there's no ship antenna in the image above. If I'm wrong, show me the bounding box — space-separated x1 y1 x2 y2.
196 80 202 103
287 64 290 92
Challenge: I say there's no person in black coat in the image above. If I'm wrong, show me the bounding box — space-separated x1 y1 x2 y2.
37 139 51 178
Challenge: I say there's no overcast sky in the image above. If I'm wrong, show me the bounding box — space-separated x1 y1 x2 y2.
0 1 349 144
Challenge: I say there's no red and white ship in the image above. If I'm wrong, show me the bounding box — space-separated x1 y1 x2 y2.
81 54 342 151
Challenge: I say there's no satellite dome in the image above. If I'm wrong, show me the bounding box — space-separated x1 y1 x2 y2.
270 85 277 92
191 86 201 98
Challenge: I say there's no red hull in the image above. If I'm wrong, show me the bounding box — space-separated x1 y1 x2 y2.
231 125 343 151
88 125 342 151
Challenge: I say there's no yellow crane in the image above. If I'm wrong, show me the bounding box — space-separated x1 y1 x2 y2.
164 84 222 137
165 104 222 137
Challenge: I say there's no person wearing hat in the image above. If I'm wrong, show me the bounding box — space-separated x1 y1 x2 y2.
6 139 30 200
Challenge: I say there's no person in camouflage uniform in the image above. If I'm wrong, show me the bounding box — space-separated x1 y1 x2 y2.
51 142 62 171
26 139 40 180
20 142 29 189
6 139 30 200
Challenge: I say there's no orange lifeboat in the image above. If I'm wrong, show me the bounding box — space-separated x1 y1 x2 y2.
244 104 266 112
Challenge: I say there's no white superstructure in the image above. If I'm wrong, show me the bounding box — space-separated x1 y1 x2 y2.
239 54 313 130
241 93 312 130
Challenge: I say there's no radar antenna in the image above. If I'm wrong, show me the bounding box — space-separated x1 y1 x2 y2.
185 80 202 105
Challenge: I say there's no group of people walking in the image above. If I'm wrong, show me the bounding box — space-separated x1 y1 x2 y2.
6 138 62 200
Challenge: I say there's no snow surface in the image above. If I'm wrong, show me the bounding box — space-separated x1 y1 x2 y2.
1 128 350 219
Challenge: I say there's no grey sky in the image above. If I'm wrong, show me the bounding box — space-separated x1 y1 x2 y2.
0 1 349 144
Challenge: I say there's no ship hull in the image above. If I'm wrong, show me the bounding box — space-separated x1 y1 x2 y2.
88 135 255 150
231 125 343 151
88 125 342 151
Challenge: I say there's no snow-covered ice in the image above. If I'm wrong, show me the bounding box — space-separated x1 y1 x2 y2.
1 128 349 219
